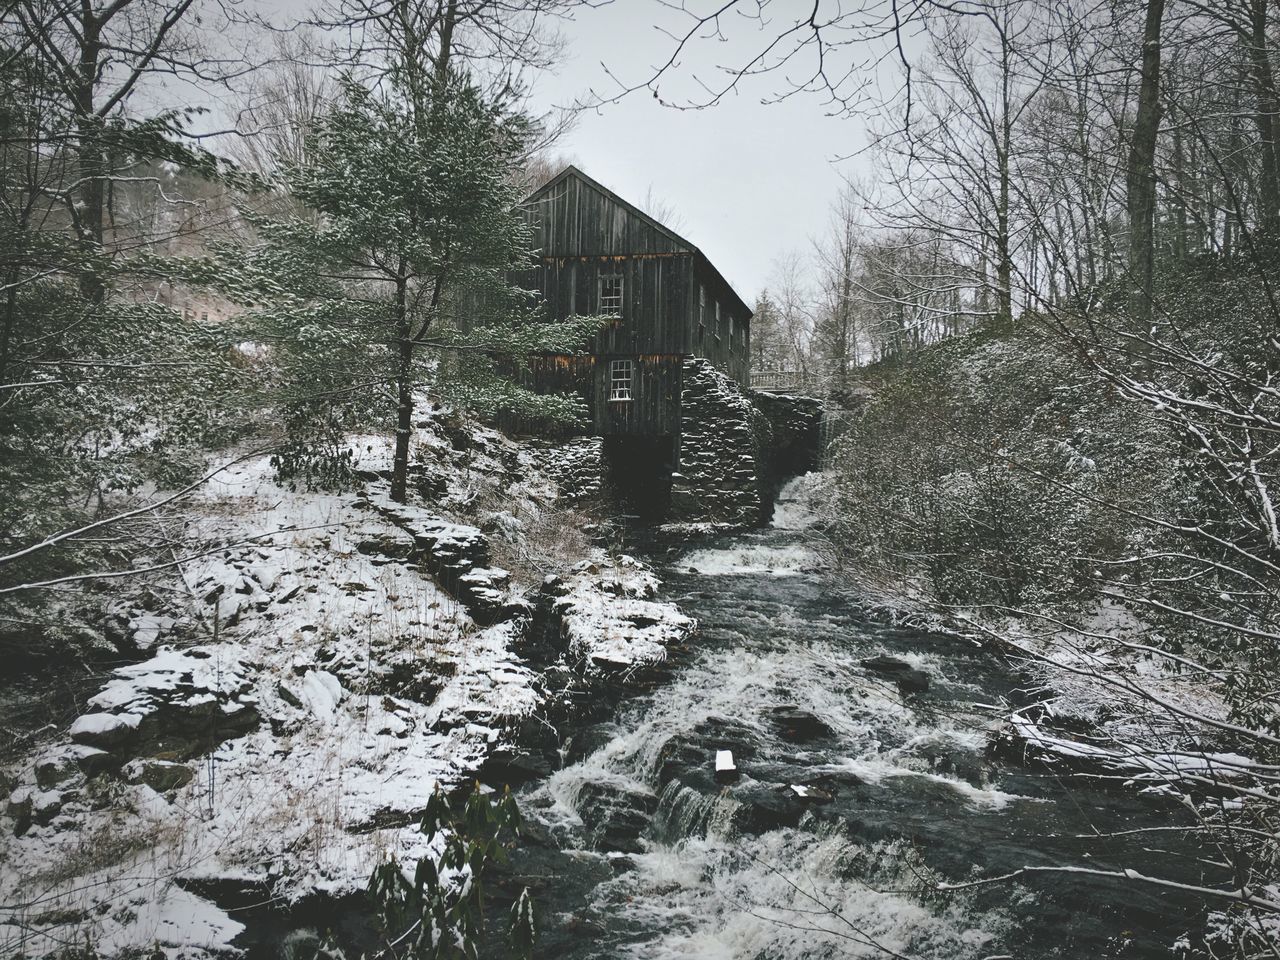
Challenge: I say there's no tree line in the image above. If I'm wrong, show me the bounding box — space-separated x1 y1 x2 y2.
0 0 606 657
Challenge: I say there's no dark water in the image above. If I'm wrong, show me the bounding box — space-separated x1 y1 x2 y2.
490 481 1213 959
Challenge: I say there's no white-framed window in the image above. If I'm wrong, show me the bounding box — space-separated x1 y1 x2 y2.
729 314 736 350
609 358 633 401
715 301 722 339
599 274 623 317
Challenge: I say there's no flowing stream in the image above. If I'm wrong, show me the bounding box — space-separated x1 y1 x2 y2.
492 476 1209 960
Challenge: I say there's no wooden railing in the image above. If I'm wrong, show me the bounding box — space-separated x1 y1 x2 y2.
750 370 820 394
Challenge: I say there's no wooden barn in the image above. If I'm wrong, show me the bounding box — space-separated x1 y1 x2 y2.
512 165 754 514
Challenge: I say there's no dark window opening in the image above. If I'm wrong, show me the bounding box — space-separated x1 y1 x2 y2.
603 435 674 520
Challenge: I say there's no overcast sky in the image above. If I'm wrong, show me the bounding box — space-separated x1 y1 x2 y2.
523 4 887 304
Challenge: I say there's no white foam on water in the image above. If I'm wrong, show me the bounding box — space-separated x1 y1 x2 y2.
827 755 1037 811
528 631 1017 958
601 831 1007 960
681 542 819 576
770 473 831 531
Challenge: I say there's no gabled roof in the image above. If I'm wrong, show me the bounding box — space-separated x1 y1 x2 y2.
523 164 752 319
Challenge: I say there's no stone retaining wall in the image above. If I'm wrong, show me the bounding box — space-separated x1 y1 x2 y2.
669 358 772 526
548 359 823 527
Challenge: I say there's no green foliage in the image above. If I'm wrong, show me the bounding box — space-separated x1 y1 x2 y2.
233 72 594 492
0 42 257 657
367 784 533 960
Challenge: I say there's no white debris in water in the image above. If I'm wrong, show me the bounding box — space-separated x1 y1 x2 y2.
715 750 735 773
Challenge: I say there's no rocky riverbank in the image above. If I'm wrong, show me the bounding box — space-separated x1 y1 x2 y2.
0 415 696 958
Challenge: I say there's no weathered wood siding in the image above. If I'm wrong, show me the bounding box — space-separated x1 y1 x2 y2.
504 353 683 437
686 258 751 385
513 254 693 356
593 353 683 436
513 167 751 436
524 175 689 256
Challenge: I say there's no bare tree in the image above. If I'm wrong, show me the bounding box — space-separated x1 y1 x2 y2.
6 0 246 302
1126 0 1168 326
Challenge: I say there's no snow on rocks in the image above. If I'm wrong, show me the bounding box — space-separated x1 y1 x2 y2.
366 487 526 624
550 554 696 675
68 711 141 749
73 644 260 761
127 613 176 651
996 710 1257 792
33 744 111 788
953 598 1259 797
296 669 345 720
2 413 692 959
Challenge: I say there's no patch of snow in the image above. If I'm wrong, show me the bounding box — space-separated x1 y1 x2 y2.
298 670 345 720
69 711 141 740
556 555 695 673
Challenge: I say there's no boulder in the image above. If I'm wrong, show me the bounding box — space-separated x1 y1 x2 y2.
69 712 141 749
7 787 33 832
770 706 834 742
76 747 116 778
77 645 260 761
123 758 194 793
478 749 553 790
573 780 658 854
861 655 930 694
731 782 807 833
788 783 834 803
31 789 63 825
34 744 106 788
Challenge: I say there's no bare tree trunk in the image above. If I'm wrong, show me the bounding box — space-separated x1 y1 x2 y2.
1126 0 1167 327
74 9 106 305
390 268 413 503
1247 0 1280 231
1171 121 1189 259
0 266 18 386
388 0 458 503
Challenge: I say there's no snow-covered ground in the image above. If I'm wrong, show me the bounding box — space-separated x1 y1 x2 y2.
0 419 695 957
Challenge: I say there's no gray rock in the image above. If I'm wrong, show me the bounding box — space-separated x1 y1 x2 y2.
69 712 139 749
123 758 194 793
861 655 930 694
31 789 63 824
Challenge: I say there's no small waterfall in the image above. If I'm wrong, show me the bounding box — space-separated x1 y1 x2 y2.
653 780 740 842
511 523 1206 960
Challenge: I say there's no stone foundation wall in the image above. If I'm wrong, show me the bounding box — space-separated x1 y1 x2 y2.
669 358 772 526
749 390 823 502
547 437 605 503
545 361 824 527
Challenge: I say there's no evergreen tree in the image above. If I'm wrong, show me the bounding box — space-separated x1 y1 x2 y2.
245 73 593 500
0 43 254 656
